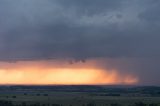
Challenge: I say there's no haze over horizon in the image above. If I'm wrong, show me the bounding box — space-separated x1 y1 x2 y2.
0 0 160 85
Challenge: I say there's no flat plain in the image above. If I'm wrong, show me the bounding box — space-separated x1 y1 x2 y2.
0 85 160 106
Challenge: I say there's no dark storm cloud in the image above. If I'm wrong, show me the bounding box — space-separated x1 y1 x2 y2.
0 0 160 84
54 0 125 15
0 0 160 61
139 0 160 22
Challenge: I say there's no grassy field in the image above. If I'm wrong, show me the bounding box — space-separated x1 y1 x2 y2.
0 91 160 106
0 85 160 106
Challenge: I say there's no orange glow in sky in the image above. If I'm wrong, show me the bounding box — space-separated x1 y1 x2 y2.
0 60 138 85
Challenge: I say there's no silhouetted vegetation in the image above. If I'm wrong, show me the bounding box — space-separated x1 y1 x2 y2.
0 100 13 106
12 96 16 98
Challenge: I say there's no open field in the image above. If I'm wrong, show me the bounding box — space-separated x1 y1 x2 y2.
0 85 160 106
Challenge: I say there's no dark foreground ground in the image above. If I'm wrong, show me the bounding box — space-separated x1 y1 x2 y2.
0 85 160 106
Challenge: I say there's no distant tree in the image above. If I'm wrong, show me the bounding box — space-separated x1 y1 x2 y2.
12 96 16 98
0 100 14 106
43 94 48 96
36 94 40 96
24 93 27 96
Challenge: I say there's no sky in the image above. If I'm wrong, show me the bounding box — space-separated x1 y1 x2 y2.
0 0 160 85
